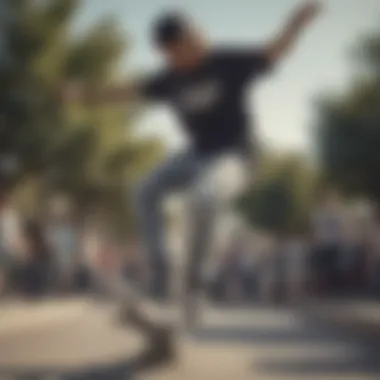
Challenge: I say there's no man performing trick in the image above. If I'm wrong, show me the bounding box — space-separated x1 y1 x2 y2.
64 0 322 360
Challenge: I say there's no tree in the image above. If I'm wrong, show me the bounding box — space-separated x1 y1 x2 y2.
316 23 380 204
237 154 317 235
0 0 164 231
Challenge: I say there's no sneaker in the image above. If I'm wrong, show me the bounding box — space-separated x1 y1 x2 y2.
133 324 176 371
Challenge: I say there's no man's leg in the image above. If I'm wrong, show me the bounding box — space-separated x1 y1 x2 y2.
184 154 248 325
135 150 199 298
186 174 217 286
183 166 218 326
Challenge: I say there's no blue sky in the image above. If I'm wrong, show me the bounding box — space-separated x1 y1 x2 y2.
76 0 380 153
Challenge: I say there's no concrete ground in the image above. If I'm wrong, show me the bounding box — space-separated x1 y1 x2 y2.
144 305 380 380
303 298 380 342
0 299 379 380
0 298 142 379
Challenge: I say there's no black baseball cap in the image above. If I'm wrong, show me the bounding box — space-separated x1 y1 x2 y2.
152 12 190 47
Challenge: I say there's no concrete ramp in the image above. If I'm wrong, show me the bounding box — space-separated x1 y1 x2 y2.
0 298 143 376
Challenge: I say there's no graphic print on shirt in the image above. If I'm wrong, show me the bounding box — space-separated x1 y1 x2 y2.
177 79 222 113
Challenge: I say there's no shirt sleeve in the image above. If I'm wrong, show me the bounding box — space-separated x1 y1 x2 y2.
138 71 170 102
219 47 273 84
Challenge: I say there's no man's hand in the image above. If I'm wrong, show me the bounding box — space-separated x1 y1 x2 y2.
60 82 93 104
266 0 322 64
60 81 137 105
294 1 322 28
59 82 84 103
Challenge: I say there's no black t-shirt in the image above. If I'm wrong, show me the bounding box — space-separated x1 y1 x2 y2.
140 48 272 157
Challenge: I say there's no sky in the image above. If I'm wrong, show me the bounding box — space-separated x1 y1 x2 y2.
75 0 380 154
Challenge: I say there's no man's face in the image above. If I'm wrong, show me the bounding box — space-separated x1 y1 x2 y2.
160 29 206 70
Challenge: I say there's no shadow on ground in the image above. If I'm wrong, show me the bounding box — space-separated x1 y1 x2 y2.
190 313 380 378
0 358 135 380
191 319 354 345
0 348 170 380
255 356 380 377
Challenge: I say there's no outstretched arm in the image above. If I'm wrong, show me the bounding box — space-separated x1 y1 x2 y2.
61 71 168 105
265 1 322 64
60 81 140 105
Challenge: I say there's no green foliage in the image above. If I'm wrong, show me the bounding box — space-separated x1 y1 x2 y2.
0 0 164 231
316 24 380 202
237 155 317 235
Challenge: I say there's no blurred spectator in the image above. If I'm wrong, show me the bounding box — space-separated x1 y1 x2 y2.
0 269 6 296
271 237 289 303
77 223 117 295
310 190 345 295
45 197 79 292
72 224 98 293
95 235 125 276
208 237 243 303
0 192 25 294
339 208 368 295
123 239 144 286
225 235 251 302
285 234 308 303
0 193 25 259
217 244 238 302
367 218 380 297
256 234 277 303
81 220 110 272
16 219 53 298
237 240 259 301
207 253 226 302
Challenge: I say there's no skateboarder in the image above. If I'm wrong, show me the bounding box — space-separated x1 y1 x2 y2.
63 0 322 347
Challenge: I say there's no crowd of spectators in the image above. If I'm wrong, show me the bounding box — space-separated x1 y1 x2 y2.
1 191 380 304
209 192 380 304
